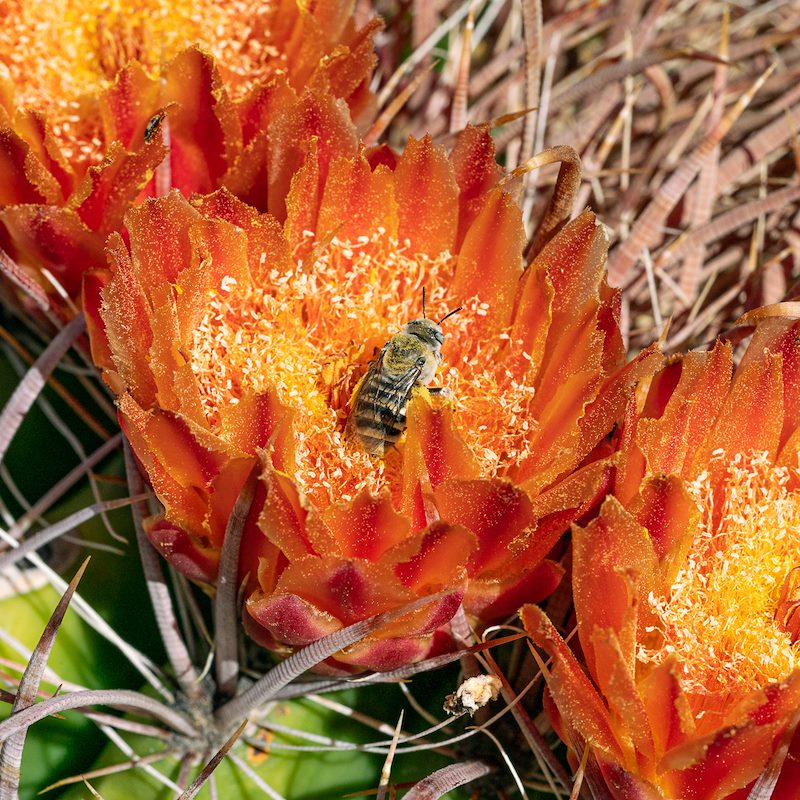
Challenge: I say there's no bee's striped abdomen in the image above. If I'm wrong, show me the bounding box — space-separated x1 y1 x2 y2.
351 371 411 456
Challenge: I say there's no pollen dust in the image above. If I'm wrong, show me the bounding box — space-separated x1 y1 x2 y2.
189 231 542 508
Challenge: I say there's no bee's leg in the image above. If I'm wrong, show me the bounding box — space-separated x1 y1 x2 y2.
428 386 453 399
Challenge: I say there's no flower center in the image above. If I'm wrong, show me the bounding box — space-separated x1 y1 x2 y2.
0 0 278 131
639 452 800 700
189 232 540 508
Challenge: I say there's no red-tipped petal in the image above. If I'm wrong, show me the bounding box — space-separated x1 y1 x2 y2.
637 343 733 479
101 232 157 405
316 153 396 242
630 475 697 576
390 521 474 592
662 720 780 800
521 604 625 762
700 348 783 469
269 90 359 221
125 191 200 295
99 61 161 150
0 128 56 204
451 125 504 247
163 48 242 195
147 517 219 585
434 478 533 577
452 187 525 335
591 628 655 762
0 204 104 298
465 558 564 621
638 658 695 758
573 496 658 678
70 139 167 234
394 135 459 256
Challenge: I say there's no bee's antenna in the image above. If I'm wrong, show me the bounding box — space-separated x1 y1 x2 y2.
438 306 463 325
422 287 427 319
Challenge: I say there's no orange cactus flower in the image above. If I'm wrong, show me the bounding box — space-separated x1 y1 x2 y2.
524 318 800 798
85 120 659 672
0 0 378 306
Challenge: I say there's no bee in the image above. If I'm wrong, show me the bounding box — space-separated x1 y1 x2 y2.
347 292 462 456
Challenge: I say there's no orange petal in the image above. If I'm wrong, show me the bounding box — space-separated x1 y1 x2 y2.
637 343 733 479
591 628 655 763
630 475 697 577
579 342 662 465
509 258 554 379
82 268 114 371
0 127 57 204
521 604 625 761
464 559 564 621
700 346 783 469
433 478 533 577
320 17 381 123
224 79 297 211
520 458 618 568
316 153 397 242
12 110 73 199
70 139 167 234
258 468 317 561
283 138 321 253
163 47 242 195
218 391 293 462
269 89 359 221
99 61 161 150
538 209 607 315
192 189 292 284
320 489 411 561
394 135 459 255
742 319 800 451
119 394 247 548
238 77 297 146
125 191 200 296
452 186 525 335
146 289 206 426
450 125 504 248
0 205 104 298
595 764 669 800
101 232 157 405
390 521 474 592
638 658 695 760
662 720 780 800
400 393 481 527
573 496 658 679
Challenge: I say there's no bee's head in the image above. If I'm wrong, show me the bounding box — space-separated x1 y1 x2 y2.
403 318 445 348
403 296 462 348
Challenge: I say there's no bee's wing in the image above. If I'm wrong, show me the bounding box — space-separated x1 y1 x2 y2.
346 348 421 434
381 362 423 422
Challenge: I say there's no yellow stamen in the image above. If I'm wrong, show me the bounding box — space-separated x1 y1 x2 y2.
639 451 800 700
190 232 541 507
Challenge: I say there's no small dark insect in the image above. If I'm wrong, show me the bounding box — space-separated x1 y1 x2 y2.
347 290 462 456
144 111 166 143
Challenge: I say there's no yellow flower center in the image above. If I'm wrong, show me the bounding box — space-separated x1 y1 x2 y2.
190 232 540 508
639 451 800 702
1 0 279 138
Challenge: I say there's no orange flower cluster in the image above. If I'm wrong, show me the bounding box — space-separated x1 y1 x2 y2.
2 0 799 791
0 0 377 305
